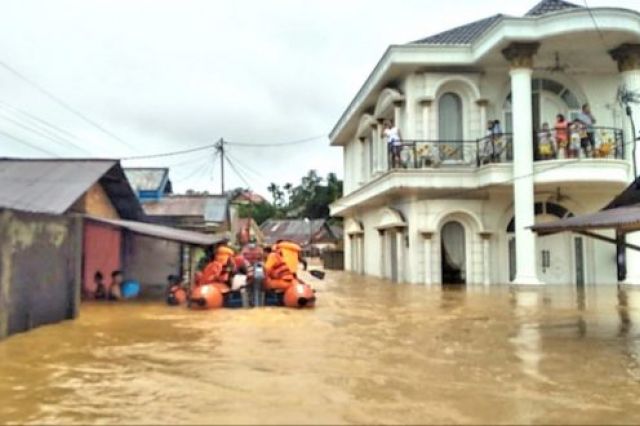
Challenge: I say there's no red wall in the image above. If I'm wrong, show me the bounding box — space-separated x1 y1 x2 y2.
83 222 121 295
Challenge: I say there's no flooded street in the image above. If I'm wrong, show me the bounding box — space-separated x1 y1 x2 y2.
3 271 640 425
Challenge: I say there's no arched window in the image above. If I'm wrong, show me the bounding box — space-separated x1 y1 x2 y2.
438 93 463 141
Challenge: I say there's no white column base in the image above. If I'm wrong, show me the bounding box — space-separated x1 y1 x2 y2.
512 275 544 286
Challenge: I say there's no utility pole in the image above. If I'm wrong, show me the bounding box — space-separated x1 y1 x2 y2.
216 138 225 195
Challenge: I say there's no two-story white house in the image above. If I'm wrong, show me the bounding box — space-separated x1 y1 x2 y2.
330 0 640 286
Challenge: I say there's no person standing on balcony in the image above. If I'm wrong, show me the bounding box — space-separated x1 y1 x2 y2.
576 103 597 157
383 120 402 168
538 122 555 160
555 114 569 159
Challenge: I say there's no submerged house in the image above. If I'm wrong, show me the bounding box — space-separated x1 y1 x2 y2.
330 0 640 285
143 194 230 235
261 218 342 253
0 159 219 339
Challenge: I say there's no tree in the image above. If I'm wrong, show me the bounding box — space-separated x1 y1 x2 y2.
237 201 278 225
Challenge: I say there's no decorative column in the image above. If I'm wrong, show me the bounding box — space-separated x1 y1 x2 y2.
358 136 366 184
395 228 405 283
421 231 434 285
378 229 386 278
610 43 640 285
370 124 379 175
479 232 492 286
610 43 640 178
502 42 542 285
419 97 434 140
476 99 489 136
393 99 404 130
377 119 387 172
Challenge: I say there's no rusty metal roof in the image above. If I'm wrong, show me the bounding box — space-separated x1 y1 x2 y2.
260 219 340 245
143 195 228 222
0 158 143 220
85 216 224 246
532 206 640 235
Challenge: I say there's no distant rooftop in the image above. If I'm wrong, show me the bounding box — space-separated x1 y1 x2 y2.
143 195 228 223
124 167 171 193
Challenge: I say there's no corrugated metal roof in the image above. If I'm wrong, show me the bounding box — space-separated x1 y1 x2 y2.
143 195 228 222
412 14 503 46
532 206 640 234
0 159 143 220
525 0 582 16
124 168 169 192
86 216 224 246
260 219 327 245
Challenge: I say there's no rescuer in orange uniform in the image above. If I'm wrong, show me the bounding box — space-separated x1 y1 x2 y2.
264 240 303 291
199 240 236 293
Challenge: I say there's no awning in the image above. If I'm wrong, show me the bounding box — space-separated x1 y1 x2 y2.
85 215 225 246
531 206 640 235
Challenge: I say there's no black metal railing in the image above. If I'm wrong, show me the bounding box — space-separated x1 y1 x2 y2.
388 134 514 170
385 127 625 171
533 126 624 161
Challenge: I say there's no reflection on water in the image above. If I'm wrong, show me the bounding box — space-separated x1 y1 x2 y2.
3 273 640 424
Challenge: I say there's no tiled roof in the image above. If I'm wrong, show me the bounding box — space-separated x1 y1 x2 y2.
413 1 583 46
525 0 582 16
413 14 503 45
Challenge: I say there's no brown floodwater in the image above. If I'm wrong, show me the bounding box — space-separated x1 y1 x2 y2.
2 271 640 425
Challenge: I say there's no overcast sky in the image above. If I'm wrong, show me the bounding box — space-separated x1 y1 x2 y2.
0 0 638 198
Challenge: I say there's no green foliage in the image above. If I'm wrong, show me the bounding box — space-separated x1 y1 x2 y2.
241 170 343 223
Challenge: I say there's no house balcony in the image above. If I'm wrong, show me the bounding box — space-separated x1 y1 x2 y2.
332 127 630 217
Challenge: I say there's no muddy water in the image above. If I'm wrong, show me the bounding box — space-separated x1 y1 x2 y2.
2 272 640 425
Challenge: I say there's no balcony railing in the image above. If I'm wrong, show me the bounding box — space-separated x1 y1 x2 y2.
389 135 514 170
387 127 625 171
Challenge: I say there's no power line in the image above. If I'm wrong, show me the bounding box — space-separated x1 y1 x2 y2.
0 59 137 152
171 152 216 183
582 0 609 50
0 128 58 156
224 155 252 188
0 100 92 154
226 134 327 147
121 142 216 161
225 149 265 179
0 111 91 155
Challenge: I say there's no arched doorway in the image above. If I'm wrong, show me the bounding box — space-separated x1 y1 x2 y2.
441 221 466 285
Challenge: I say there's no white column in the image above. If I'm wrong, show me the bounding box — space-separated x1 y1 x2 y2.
420 99 433 139
477 99 489 138
377 120 387 172
503 42 542 285
393 101 403 131
395 229 404 283
421 231 434 285
480 233 492 286
378 229 386 278
370 125 378 175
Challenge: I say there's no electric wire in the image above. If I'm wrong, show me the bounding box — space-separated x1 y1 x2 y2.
225 134 327 147
0 100 93 154
224 155 252 189
121 142 217 161
0 128 58 156
224 149 265 179
0 111 92 155
582 0 610 50
0 60 137 152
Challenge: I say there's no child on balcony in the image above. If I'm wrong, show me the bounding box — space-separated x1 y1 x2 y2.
554 114 569 159
538 122 555 160
569 120 583 158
